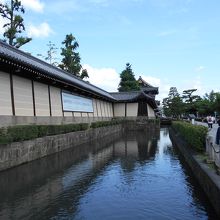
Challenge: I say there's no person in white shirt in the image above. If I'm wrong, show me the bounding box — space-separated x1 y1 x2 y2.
207 116 213 128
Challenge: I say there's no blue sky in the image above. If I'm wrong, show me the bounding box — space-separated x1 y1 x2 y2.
0 0 220 101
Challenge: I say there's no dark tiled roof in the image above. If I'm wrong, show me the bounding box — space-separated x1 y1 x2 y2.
0 40 115 100
110 91 158 109
138 76 154 88
138 76 159 94
0 41 159 108
110 91 141 101
110 91 154 101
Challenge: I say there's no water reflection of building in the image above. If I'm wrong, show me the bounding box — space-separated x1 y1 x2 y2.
0 130 160 219
0 133 119 219
113 129 159 172
113 130 159 158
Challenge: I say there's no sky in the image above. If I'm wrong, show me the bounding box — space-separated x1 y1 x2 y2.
0 0 220 102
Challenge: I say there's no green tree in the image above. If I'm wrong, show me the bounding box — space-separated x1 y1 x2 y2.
197 91 220 117
59 33 88 79
0 0 31 48
182 89 200 115
37 41 58 66
163 87 184 118
214 92 220 116
118 63 140 92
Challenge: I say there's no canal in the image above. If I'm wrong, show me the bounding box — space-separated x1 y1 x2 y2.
0 127 218 219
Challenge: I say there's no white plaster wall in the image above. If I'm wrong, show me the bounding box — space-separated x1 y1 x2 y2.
106 103 110 117
93 99 98 117
50 86 62 116
107 102 111 117
102 101 106 117
106 102 110 117
99 101 104 117
74 112 81 117
110 103 113 117
147 104 155 118
105 101 109 117
13 75 33 116
127 103 138 117
97 100 102 117
114 103 125 117
88 112 93 117
34 82 50 116
0 71 12 115
64 112 72 116
82 113 87 117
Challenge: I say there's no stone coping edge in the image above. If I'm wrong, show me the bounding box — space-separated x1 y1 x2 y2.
169 127 220 217
0 125 122 172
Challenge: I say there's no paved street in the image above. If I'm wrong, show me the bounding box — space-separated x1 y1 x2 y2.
195 121 218 139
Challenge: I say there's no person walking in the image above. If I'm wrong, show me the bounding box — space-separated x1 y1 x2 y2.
207 115 213 129
212 116 216 124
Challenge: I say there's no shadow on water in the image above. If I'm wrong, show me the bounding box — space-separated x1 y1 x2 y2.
169 129 218 219
0 127 218 220
0 132 122 220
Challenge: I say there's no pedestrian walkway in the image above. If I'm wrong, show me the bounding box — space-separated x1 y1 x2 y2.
195 121 218 139
196 121 220 168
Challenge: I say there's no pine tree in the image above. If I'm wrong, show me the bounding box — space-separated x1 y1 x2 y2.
118 63 140 92
0 0 31 48
59 33 89 79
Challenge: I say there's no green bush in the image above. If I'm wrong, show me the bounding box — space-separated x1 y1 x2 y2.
0 123 89 144
0 120 121 144
172 121 208 152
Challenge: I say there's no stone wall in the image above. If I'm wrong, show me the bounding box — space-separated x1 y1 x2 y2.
0 124 122 172
0 116 111 128
122 117 160 131
169 128 220 217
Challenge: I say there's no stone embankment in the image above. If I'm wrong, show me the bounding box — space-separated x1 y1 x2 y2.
0 125 122 172
169 127 220 217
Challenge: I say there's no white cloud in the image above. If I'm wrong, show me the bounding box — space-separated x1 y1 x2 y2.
142 76 160 87
195 66 205 72
21 0 44 12
0 0 44 12
0 17 4 35
0 1 5 35
142 75 170 103
83 64 120 92
28 22 53 38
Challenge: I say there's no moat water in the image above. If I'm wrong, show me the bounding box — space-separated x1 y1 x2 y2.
0 127 218 219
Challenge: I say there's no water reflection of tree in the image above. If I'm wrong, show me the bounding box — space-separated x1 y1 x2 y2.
119 129 160 172
0 132 121 220
161 126 169 136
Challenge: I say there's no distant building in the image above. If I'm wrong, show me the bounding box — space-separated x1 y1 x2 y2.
0 41 159 126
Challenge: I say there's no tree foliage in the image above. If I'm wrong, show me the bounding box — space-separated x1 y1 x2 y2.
163 88 220 118
37 41 58 66
163 87 184 118
118 63 140 92
59 33 88 79
182 89 200 115
0 0 31 48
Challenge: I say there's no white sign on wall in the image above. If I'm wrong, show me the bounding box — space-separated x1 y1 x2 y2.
62 92 93 112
